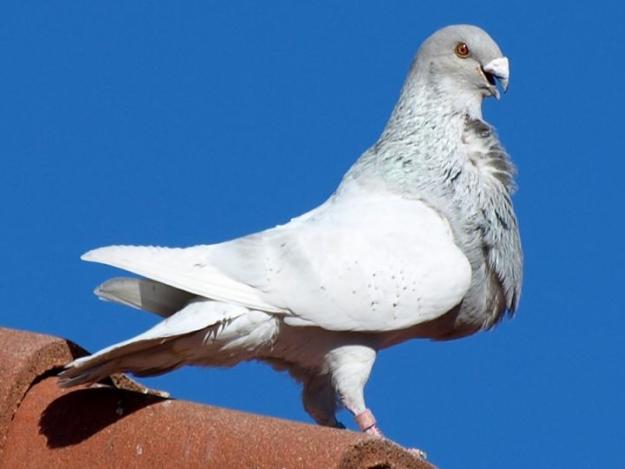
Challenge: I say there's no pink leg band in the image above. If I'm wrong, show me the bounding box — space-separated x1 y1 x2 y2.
355 409 377 432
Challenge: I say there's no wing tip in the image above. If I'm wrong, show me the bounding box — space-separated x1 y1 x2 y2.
81 245 138 262
81 246 117 262
81 245 169 263
81 249 97 262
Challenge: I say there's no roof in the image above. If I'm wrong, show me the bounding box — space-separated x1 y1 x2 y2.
0 327 436 468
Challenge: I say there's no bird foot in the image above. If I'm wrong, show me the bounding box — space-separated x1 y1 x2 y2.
354 409 426 459
364 424 384 437
332 420 346 429
407 448 428 459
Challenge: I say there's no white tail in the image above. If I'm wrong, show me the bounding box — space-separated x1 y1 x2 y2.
59 300 255 386
96 277 196 317
82 245 283 313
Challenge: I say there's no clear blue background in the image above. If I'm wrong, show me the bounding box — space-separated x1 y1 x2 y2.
1 2 622 468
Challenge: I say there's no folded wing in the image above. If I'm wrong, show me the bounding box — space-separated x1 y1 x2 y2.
84 190 472 332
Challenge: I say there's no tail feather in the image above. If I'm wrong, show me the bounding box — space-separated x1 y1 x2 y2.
81 245 283 313
96 277 196 317
59 300 250 387
59 339 188 387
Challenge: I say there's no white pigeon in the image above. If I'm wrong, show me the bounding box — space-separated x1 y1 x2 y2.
61 24 523 439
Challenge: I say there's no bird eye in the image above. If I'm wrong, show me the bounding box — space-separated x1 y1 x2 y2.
455 42 470 58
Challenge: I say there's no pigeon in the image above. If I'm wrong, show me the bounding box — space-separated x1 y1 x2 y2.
60 24 522 440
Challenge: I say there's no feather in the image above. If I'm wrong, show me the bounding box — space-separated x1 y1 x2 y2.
60 300 255 386
95 277 196 317
82 245 284 313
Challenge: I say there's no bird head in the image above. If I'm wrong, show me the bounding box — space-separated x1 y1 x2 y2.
412 25 509 112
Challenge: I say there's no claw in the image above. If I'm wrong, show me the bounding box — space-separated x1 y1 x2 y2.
407 448 428 459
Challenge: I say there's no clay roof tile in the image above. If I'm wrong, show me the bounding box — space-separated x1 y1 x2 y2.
0 327 435 469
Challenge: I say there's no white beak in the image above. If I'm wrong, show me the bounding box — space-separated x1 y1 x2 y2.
482 57 510 93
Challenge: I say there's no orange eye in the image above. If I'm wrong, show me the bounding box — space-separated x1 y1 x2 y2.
455 42 470 58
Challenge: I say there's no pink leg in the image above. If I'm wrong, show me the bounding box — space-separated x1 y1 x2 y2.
355 408 383 437
355 408 427 459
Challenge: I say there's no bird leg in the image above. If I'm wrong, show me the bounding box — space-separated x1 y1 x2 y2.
354 408 383 436
325 345 381 433
300 371 345 428
324 345 426 458
354 407 426 458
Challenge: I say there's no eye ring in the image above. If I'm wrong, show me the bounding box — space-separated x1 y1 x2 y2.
455 42 470 58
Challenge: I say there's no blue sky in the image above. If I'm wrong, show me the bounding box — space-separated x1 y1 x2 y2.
1 2 623 468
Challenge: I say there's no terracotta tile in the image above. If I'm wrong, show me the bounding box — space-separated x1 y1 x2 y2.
0 327 85 456
0 327 435 469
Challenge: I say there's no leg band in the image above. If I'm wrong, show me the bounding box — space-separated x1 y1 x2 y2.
355 409 377 432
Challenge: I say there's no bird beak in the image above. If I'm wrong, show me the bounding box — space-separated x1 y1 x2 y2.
481 57 509 100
